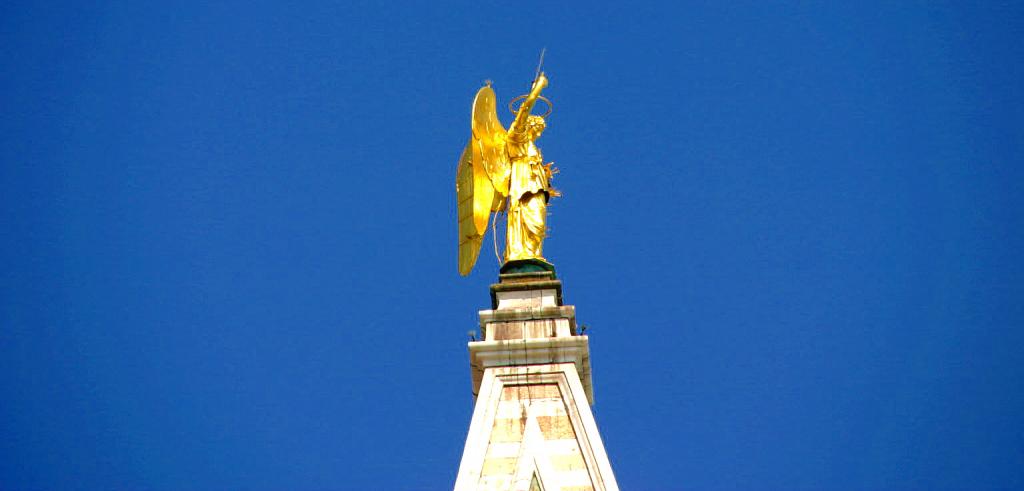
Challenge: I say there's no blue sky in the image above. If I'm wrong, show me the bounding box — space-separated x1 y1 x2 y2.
2 2 1022 490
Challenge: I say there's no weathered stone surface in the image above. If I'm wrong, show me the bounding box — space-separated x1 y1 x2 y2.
490 277 563 309
454 275 617 491
480 306 576 332
495 288 558 309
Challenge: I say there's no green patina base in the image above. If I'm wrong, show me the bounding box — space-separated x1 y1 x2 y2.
500 258 556 275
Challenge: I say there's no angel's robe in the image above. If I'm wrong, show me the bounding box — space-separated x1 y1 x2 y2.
504 127 550 262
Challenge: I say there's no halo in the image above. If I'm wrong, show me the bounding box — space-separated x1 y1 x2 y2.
508 95 553 118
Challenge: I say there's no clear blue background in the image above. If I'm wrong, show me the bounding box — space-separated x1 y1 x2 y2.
2 2 1022 490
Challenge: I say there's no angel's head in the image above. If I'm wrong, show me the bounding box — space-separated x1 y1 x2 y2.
527 115 546 139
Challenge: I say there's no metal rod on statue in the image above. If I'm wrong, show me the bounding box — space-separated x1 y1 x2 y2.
534 48 546 83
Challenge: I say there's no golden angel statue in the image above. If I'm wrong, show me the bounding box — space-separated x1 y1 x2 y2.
457 72 557 276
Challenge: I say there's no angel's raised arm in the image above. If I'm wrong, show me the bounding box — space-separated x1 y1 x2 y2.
509 72 549 135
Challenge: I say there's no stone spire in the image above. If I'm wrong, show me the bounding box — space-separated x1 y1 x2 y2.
454 271 619 491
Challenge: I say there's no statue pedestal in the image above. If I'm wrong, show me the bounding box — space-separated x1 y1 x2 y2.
500 258 556 275
454 273 618 491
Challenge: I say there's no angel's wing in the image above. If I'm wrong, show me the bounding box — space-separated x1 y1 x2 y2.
456 141 489 275
472 86 511 196
457 85 511 276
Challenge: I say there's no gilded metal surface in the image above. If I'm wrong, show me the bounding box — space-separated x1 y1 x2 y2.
457 72 554 275
456 142 484 275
